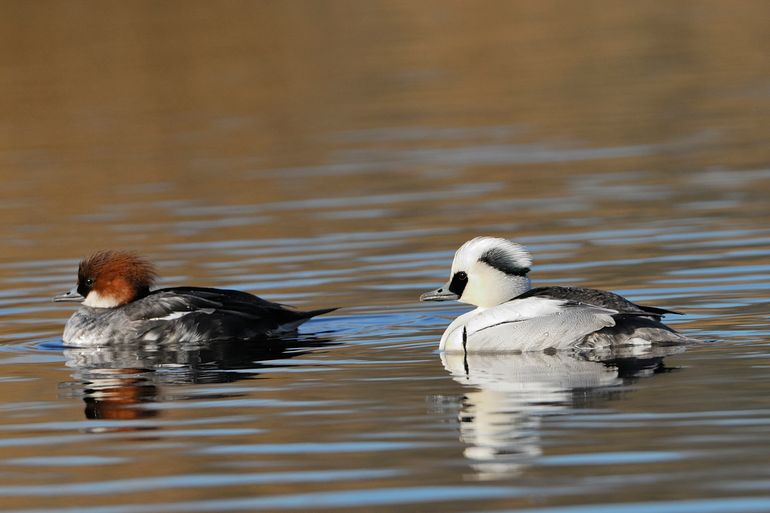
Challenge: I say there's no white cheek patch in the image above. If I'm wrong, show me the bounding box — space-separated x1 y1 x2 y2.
460 263 509 308
83 291 121 308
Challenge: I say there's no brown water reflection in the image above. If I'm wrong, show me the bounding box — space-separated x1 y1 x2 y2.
61 335 334 423
1 2 770 512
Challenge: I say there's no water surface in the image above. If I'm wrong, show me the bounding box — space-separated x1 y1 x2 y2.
1 2 770 512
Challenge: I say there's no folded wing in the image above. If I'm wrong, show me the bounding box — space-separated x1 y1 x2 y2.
125 287 330 342
440 297 617 352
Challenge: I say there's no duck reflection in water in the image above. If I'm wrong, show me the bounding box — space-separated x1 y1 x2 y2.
433 346 684 479
60 335 334 427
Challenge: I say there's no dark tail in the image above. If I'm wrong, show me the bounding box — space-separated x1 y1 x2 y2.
639 305 683 316
274 307 337 334
302 307 338 319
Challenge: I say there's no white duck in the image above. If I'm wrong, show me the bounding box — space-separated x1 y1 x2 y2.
420 237 695 352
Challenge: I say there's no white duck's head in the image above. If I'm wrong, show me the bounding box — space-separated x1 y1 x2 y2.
420 237 532 308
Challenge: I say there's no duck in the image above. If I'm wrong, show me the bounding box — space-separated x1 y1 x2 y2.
54 250 335 346
420 237 695 352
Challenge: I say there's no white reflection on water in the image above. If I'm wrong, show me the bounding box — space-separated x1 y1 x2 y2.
437 347 685 479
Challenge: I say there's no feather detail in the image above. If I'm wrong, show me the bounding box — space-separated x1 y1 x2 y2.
439 298 617 353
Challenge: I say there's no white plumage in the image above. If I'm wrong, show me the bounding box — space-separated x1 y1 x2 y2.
422 236 694 353
439 298 617 352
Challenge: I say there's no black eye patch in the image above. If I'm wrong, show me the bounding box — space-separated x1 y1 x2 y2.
77 276 94 297
449 271 468 296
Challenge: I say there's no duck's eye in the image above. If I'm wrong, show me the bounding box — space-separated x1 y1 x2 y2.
456 271 468 282
85 278 94 287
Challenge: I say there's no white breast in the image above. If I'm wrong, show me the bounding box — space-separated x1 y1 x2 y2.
439 297 617 353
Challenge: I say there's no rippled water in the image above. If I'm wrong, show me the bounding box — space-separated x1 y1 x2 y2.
2 2 770 512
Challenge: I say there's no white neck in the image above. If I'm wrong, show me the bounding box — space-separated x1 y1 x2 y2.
83 291 121 308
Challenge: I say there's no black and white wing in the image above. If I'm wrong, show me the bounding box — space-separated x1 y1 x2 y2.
124 287 333 342
514 286 694 347
514 286 680 317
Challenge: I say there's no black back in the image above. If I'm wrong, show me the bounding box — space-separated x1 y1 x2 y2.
514 286 680 317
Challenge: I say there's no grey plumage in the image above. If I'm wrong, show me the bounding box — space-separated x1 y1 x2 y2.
63 286 335 345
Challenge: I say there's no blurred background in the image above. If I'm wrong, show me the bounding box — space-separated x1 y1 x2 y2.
2 2 769 294
1 2 770 512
